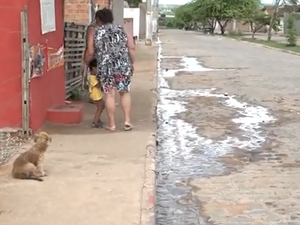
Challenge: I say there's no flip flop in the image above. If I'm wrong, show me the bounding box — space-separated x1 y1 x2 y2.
105 126 116 132
92 122 101 128
124 123 133 131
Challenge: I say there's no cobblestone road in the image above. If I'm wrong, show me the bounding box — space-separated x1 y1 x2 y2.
156 29 300 225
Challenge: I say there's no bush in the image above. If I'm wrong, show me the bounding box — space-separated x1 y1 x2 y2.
228 30 244 36
286 15 297 47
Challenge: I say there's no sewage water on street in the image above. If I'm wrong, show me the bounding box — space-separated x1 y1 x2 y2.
155 40 275 225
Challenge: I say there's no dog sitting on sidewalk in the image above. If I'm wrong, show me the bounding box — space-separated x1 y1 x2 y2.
11 132 52 182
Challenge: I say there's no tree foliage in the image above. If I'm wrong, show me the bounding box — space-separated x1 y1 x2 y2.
244 10 280 39
126 0 142 8
172 0 263 34
267 0 299 41
171 0 299 37
286 14 297 46
193 0 262 34
174 3 197 26
165 18 185 29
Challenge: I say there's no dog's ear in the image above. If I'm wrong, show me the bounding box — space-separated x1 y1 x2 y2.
33 133 40 142
38 132 52 142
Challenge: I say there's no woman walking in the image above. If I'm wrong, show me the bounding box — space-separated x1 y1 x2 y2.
84 8 135 131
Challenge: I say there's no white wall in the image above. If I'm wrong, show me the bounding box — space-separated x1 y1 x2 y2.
124 8 140 39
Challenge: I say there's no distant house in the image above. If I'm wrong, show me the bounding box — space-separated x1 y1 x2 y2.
223 5 300 34
263 5 300 34
64 0 111 24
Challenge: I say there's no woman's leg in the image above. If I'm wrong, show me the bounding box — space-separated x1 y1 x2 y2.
119 91 131 126
117 75 132 130
105 88 116 130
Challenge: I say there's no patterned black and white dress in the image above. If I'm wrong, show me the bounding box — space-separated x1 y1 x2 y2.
93 23 133 93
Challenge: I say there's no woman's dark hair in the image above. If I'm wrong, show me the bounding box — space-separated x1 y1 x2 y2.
95 8 114 24
88 58 97 70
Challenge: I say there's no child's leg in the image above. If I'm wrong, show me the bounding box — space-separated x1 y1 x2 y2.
93 99 105 127
92 100 103 126
100 99 105 114
96 99 105 123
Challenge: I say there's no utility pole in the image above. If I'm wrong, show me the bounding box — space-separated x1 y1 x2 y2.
112 0 124 25
145 0 152 45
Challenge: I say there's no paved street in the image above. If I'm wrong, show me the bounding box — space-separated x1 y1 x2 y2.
156 29 300 225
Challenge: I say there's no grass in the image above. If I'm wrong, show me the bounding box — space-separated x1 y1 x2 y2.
235 37 300 54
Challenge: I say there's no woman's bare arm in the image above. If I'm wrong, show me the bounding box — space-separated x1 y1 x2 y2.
124 27 135 64
84 26 95 64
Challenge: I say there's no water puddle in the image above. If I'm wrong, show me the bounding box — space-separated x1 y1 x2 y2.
155 39 275 225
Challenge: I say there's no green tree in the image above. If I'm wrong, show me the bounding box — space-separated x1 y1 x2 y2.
267 0 299 41
165 18 184 29
174 3 196 28
158 13 167 27
240 0 261 24
286 14 297 46
126 0 142 8
193 0 261 34
244 11 280 39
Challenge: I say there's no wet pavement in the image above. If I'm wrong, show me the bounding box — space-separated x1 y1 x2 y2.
155 30 300 225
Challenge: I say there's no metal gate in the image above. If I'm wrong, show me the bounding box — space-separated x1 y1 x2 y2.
20 6 31 136
64 22 86 99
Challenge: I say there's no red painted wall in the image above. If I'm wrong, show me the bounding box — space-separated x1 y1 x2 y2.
0 1 25 129
27 0 65 131
0 0 65 131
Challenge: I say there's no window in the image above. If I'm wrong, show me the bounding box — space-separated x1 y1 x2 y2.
40 0 56 34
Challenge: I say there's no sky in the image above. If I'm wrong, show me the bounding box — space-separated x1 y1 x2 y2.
158 0 189 5
158 0 275 5
260 0 275 4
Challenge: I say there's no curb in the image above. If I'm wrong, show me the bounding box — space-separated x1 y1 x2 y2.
140 42 158 225
228 37 300 56
140 133 156 225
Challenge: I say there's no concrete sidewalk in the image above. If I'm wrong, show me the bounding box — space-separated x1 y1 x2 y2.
0 44 157 225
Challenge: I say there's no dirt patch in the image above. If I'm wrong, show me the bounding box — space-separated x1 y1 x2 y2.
167 70 246 91
177 96 240 140
160 58 183 70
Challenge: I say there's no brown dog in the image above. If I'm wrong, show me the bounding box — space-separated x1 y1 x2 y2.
11 132 52 182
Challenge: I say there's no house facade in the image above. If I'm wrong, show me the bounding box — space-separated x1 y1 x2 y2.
0 0 65 132
64 0 111 24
